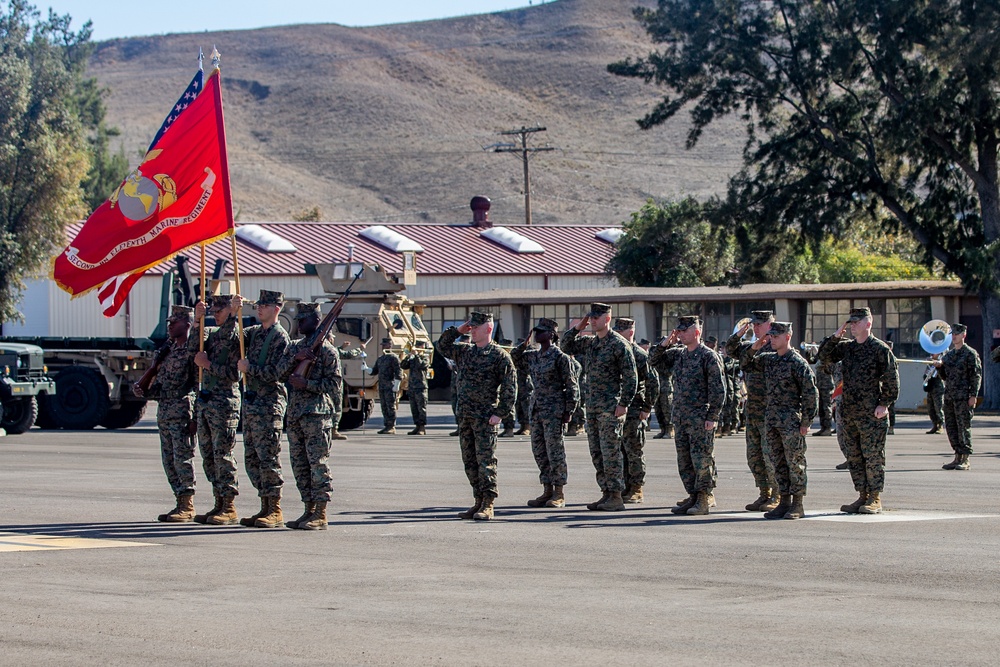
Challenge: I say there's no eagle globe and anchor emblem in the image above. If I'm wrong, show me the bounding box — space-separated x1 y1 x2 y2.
109 149 177 221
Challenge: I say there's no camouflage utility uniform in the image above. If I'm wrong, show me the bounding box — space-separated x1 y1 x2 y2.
621 341 658 496
818 332 899 500
400 349 430 432
372 350 402 431
561 329 637 496
146 339 197 498
653 354 675 437
511 342 579 488
241 321 290 502
938 344 982 458
437 327 517 502
278 336 343 507
650 342 725 499
742 346 818 500
726 333 778 497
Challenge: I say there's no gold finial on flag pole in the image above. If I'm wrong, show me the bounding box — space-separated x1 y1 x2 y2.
211 46 220 70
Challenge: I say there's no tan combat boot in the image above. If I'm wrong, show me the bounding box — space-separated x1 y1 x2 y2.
942 452 961 470
194 493 223 524
666 425 674 438
156 497 181 523
597 490 625 511
240 497 269 527
207 496 239 525
840 491 867 514
255 496 284 528
407 426 426 435
473 497 495 521
514 426 530 436
565 425 580 437
764 494 792 519
287 502 315 529
498 427 515 438
377 427 396 435
331 430 348 441
458 496 482 520
653 428 667 440
300 501 328 530
624 486 644 504
162 493 195 523
860 491 882 514
784 494 805 520
746 488 774 512
955 454 971 470
586 491 610 511
672 494 697 515
527 484 553 508
686 491 711 515
546 486 565 508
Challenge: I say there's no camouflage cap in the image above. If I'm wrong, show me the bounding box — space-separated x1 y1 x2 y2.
469 311 494 327
255 289 283 306
848 307 872 322
613 317 635 332
706 335 718 344
210 294 235 310
588 302 612 317
295 302 321 320
532 317 559 333
381 337 392 346
167 305 194 322
675 315 701 331
498 338 513 346
750 310 775 324
951 322 968 335
767 321 792 336
638 338 650 346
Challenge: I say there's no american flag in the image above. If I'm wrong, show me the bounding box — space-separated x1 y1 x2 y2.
99 66 205 318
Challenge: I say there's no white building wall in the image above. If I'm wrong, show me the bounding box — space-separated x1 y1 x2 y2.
3 279 51 336
548 275 618 291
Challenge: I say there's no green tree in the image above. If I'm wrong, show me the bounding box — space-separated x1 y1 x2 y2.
816 242 935 283
0 1 92 322
607 197 735 287
75 76 129 213
610 0 1000 406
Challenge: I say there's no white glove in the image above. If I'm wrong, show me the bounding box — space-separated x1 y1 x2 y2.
360 351 367 359
362 363 372 373
392 379 401 393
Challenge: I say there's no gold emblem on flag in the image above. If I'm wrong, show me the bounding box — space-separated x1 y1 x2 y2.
110 150 177 221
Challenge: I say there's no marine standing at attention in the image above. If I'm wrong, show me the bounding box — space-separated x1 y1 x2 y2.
369 338 402 434
560 303 637 512
400 340 431 435
933 323 982 471
437 312 517 521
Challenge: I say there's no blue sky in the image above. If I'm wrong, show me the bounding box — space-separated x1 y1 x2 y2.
37 1 539 41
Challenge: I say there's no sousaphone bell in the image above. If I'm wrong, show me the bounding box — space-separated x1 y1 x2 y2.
919 320 952 355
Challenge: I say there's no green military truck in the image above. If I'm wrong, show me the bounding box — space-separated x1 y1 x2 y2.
0 341 57 434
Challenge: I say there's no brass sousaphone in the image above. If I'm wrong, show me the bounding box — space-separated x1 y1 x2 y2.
919 320 952 355
733 317 756 343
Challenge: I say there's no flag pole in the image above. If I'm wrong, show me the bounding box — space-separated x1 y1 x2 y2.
198 243 207 389
230 234 247 390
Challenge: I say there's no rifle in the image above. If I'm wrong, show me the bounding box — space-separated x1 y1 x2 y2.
133 341 173 396
291 267 365 381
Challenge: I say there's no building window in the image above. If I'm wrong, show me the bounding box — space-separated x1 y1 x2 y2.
422 306 469 340
530 303 631 333
659 302 702 339
804 298 929 356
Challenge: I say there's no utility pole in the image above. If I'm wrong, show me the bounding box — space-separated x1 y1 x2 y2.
491 126 554 225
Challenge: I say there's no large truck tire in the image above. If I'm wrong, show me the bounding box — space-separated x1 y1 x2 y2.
99 401 147 430
50 366 110 430
338 398 373 431
1 396 38 434
34 394 57 429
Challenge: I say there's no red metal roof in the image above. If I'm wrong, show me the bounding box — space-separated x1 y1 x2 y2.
63 222 619 277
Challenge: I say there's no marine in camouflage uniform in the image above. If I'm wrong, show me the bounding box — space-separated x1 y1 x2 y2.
497 338 519 436
813 358 835 436
191 294 243 525
561 303 638 512
720 350 740 436
650 315 725 516
513 340 534 436
277 302 343 531
332 341 364 439
653 351 675 439
438 312 517 521
742 322 819 520
135 305 197 523
567 354 587 436
511 318 579 508
612 318 658 504
400 341 431 435
369 339 402 434
705 336 730 437
726 310 779 511
237 289 290 529
923 355 945 435
935 323 982 470
818 307 899 514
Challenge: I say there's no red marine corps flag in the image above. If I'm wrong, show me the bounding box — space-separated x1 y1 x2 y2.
52 54 235 309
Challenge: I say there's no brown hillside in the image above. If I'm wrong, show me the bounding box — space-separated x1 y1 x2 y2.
88 0 745 225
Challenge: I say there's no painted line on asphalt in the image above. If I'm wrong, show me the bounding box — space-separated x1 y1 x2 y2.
802 510 996 523
0 532 157 553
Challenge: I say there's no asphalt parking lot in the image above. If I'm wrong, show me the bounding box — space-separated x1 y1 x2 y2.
1 403 998 666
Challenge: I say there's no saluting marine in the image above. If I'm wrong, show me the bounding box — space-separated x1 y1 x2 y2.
818 307 899 514
741 322 818 520
650 315 726 516
134 305 197 523
561 303 638 512
332 338 364 440
400 340 431 435
437 311 517 521
511 318 580 509
191 293 243 525
368 338 402 434
236 289 291 529
612 317 658 504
